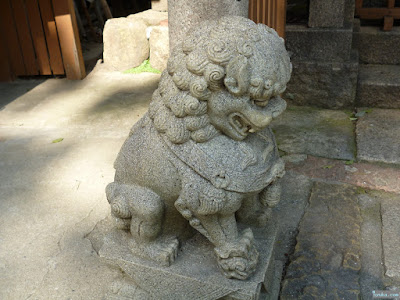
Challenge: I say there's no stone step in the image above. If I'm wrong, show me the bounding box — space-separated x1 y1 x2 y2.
356 64 400 109
353 25 400 65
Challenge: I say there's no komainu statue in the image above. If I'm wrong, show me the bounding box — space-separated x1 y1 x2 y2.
106 16 291 280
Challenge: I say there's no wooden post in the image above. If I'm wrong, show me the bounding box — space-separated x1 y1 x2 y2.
355 0 400 31
0 26 16 81
0 0 26 76
384 0 395 31
52 0 86 80
38 0 65 75
26 0 52 75
275 0 287 38
12 0 39 75
249 0 287 39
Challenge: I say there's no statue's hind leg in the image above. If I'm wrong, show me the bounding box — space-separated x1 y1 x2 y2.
106 182 178 266
236 178 282 227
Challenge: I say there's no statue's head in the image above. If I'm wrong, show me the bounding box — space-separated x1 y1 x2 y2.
149 16 292 143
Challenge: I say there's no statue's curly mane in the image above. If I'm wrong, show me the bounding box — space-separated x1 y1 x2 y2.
148 16 292 144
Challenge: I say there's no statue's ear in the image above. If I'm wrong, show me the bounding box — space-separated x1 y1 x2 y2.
224 55 249 96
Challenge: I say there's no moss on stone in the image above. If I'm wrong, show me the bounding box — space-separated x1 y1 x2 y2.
123 60 161 74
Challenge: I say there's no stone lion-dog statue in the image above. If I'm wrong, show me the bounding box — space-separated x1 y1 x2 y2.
106 16 291 280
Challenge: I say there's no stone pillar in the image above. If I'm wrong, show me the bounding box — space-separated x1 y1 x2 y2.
168 0 249 51
308 0 355 29
308 0 345 28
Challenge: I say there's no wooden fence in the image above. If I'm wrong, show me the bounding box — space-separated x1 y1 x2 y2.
249 0 287 38
0 0 85 81
355 0 400 31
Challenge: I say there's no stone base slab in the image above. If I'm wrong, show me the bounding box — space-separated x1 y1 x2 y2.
100 224 278 300
356 109 400 165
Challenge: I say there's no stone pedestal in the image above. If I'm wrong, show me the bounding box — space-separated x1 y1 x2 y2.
284 51 359 109
285 25 353 62
284 0 359 109
167 0 249 51
100 223 279 300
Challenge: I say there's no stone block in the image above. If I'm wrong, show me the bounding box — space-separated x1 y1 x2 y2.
357 64 400 109
272 171 312 262
168 0 249 50
103 18 149 71
100 225 279 300
281 183 362 300
271 106 356 160
308 0 345 28
381 195 400 280
127 9 168 26
353 26 400 65
149 26 169 71
284 52 359 108
285 155 400 195
359 193 385 299
344 0 356 28
285 25 353 62
151 0 168 11
356 109 400 165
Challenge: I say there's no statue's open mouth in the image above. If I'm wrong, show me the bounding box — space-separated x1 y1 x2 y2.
253 99 269 107
229 113 258 137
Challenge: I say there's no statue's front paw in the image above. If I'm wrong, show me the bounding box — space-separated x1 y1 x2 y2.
214 229 259 280
217 246 258 280
260 180 282 208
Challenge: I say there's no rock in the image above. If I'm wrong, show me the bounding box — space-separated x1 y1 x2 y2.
168 0 249 50
127 9 168 27
151 0 168 11
281 182 362 299
149 26 169 71
356 64 400 109
103 18 149 71
356 109 400 165
271 106 356 160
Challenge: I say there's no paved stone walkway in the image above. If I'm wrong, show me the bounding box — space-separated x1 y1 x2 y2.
0 64 399 299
